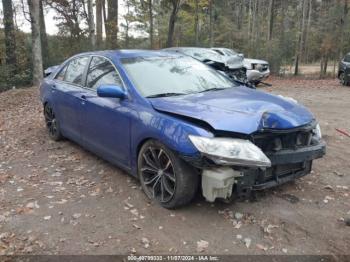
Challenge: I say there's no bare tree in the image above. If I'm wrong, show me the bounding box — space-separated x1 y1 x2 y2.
194 0 199 46
121 0 132 48
96 0 103 48
294 0 307 75
106 0 118 49
304 0 313 63
166 0 182 47
87 0 96 49
27 0 43 86
208 0 213 47
267 0 274 41
339 0 348 59
148 0 154 48
2 0 17 77
39 0 49 69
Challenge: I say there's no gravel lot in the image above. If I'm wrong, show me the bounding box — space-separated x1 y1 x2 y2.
0 78 349 255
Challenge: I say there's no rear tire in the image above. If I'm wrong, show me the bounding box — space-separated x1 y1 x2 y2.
44 103 63 141
138 140 199 209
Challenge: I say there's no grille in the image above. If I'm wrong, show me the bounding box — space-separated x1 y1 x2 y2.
252 130 313 153
260 64 269 72
261 162 307 182
254 64 269 72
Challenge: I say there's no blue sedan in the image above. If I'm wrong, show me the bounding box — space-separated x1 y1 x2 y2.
40 50 326 208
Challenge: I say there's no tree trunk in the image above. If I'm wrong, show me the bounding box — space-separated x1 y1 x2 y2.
194 0 199 46
209 0 214 47
39 0 49 69
247 0 252 46
305 0 312 63
28 0 43 86
300 0 308 61
2 0 17 76
96 0 103 48
294 0 307 75
124 1 130 48
250 0 259 55
87 0 96 49
106 0 118 49
166 0 181 48
267 0 274 41
102 0 107 35
339 0 348 59
148 0 154 49
320 54 328 78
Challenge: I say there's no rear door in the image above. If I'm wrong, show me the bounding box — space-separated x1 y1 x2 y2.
79 56 131 168
52 56 90 142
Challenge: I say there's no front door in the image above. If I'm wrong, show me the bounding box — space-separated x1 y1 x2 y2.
79 56 131 168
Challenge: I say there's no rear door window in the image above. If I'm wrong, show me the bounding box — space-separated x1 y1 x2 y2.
64 56 89 85
86 56 123 90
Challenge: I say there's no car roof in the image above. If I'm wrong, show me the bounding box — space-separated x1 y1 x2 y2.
72 49 178 60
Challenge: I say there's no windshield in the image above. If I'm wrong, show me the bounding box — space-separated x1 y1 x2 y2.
224 49 238 56
121 56 236 98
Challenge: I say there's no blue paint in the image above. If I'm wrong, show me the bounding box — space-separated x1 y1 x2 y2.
40 50 315 176
97 85 127 99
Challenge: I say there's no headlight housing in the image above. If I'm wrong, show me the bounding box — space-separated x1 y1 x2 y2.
189 135 271 167
313 124 322 140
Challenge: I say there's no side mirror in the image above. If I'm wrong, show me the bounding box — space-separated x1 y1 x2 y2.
97 84 127 99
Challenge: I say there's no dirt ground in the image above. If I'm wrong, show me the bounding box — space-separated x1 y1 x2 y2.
282 64 338 76
0 78 349 255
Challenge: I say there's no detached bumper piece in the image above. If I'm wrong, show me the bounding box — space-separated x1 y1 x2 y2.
234 141 326 199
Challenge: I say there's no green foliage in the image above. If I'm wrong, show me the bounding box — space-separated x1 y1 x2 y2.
1 0 349 91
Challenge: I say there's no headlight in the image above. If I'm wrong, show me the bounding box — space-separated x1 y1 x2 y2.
244 62 253 70
189 135 271 167
313 124 322 140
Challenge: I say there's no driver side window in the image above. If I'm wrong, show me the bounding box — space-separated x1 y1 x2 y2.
86 56 123 90
344 54 350 63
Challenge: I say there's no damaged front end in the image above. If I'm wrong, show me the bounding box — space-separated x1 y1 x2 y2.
183 122 326 202
163 47 249 85
203 57 248 84
150 86 326 203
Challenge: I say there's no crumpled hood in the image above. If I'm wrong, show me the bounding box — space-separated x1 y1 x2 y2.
150 87 314 135
244 58 268 65
225 55 244 69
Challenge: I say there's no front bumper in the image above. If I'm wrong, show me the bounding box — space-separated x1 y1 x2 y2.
183 140 326 201
234 140 326 198
246 69 270 83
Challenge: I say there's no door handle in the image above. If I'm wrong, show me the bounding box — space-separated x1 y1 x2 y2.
80 94 86 105
51 84 56 92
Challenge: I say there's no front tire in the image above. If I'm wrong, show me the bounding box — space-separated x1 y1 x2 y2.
44 103 63 141
138 140 199 209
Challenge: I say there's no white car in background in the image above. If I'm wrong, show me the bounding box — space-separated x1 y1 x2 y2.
212 48 270 85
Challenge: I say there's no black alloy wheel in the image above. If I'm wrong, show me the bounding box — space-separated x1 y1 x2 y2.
138 140 198 209
140 146 176 203
44 104 62 141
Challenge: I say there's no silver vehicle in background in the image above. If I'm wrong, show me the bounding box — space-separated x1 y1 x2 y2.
212 48 270 85
163 47 248 85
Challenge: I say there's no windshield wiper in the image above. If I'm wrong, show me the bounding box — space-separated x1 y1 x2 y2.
198 87 227 93
146 93 187 98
